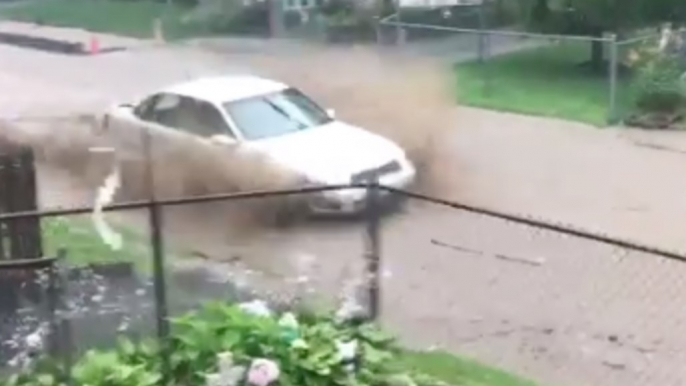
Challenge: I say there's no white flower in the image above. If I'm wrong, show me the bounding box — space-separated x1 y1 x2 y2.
247 358 280 386
220 366 245 386
335 339 358 362
25 328 44 351
7 355 20 368
278 312 299 330
335 296 365 322
217 352 235 373
207 352 245 386
239 300 272 317
205 373 223 386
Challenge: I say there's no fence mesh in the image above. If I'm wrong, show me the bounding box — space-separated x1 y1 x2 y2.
614 33 664 125
3 132 686 385
378 22 617 126
0 11 685 386
381 191 686 386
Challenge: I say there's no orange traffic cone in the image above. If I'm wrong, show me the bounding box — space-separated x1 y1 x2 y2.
88 35 100 55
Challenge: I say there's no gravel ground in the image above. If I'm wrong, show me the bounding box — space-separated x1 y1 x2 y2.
3 24 686 386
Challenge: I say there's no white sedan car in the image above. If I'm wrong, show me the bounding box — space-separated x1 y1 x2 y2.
103 75 416 214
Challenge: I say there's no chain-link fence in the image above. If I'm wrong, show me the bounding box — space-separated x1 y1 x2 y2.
377 16 669 127
0 0 674 127
0 5 685 385
0 121 374 379
614 32 667 127
3 128 686 386
379 189 686 386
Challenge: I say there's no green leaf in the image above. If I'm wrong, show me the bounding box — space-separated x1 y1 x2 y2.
362 342 392 366
36 375 55 386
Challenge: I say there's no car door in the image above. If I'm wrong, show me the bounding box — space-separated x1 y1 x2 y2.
171 97 237 141
137 92 191 145
104 92 184 156
107 92 238 161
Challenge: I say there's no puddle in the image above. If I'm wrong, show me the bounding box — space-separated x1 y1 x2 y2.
0 262 250 369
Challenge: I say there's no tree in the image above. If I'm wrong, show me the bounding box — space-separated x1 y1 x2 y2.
524 0 686 69
527 0 647 69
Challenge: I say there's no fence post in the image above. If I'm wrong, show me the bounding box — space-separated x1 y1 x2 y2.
395 0 404 46
59 317 74 386
364 177 381 321
142 128 171 384
484 30 492 96
46 249 65 360
477 1 487 63
50 248 75 385
0 153 6 260
608 33 619 125
374 16 382 46
18 149 42 259
0 218 5 260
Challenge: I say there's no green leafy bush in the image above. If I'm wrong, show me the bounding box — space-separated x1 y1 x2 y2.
2 301 438 386
181 0 270 35
72 351 161 386
633 55 686 113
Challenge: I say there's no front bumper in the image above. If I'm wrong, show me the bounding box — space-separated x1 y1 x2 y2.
306 164 416 215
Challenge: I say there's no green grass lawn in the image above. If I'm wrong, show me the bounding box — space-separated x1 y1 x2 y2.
401 350 541 386
0 0 205 40
42 217 152 272
454 42 635 126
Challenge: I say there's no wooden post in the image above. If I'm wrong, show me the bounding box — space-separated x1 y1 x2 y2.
0 153 7 261
0 221 5 260
0 146 42 260
17 149 42 259
153 18 165 44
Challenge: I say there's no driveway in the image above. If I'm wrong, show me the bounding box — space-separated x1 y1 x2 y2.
2 24 686 386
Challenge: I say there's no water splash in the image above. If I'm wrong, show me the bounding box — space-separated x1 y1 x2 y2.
90 147 123 251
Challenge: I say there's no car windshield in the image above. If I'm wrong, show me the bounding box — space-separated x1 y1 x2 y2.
223 87 333 141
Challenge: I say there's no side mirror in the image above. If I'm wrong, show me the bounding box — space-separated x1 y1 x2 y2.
208 134 237 146
326 108 336 119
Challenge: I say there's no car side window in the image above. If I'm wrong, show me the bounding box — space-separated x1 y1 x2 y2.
133 94 160 120
189 99 234 137
135 93 233 138
136 93 183 127
171 97 233 138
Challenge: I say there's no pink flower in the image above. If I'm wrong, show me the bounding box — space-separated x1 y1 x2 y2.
247 359 280 386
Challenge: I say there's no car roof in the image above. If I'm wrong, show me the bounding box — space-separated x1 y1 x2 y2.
162 75 288 104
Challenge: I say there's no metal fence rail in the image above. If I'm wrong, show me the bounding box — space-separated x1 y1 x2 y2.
377 17 662 126
2 182 685 317
1 181 686 384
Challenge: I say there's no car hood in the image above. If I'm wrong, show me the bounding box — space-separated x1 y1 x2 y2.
246 121 405 184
